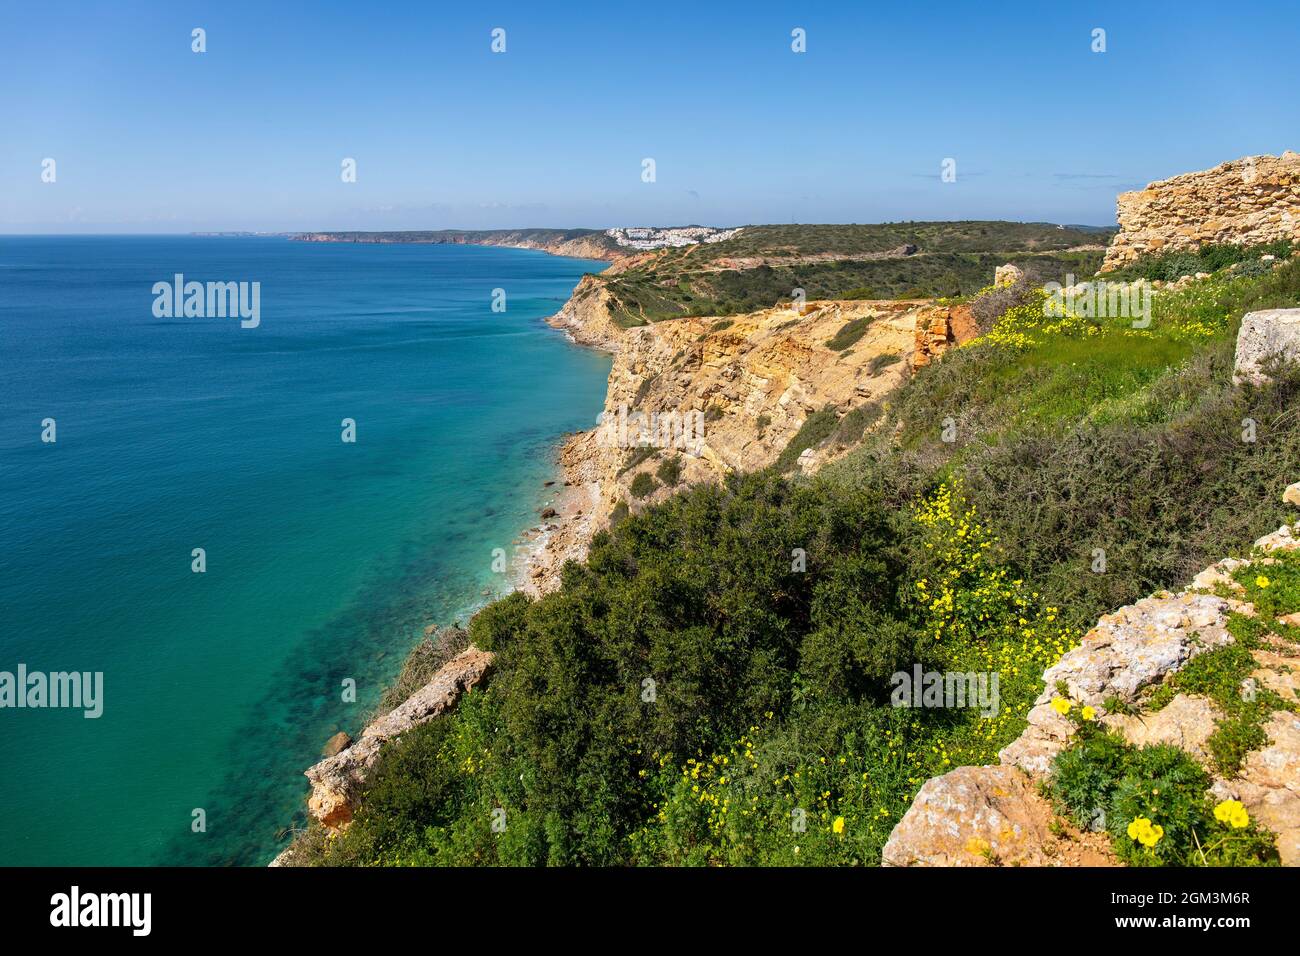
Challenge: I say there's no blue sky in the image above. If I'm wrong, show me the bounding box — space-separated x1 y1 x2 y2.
1 0 1295 233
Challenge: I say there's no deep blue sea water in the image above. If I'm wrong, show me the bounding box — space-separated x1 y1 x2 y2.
0 236 611 865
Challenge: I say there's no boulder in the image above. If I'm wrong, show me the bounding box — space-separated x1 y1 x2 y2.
1000 592 1236 775
1255 523 1300 553
993 263 1024 287
322 731 352 758
1285 482 1300 508
881 764 1116 866
1233 309 1300 385
882 765 1056 866
1034 592 1235 707
1188 557 1249 593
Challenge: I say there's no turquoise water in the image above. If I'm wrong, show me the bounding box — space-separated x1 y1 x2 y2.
0 237 611 865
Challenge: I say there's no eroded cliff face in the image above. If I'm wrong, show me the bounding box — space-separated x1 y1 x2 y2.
545 273 630 350
523 298 967 594
1101 152 1300 270
475 232 624 262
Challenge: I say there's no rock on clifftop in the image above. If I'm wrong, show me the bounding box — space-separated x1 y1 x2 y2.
1101 152 1300 270
1234 308 1300 386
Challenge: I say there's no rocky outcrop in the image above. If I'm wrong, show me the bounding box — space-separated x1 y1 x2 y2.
881 764 1118 867
913 303 978 371
1101 694 1220 762
1101 152 1300 271
1000 591 1239 776
884 488 1300 867
993 263 1024 287
545 272 629 351
303 646 495 830
1233 308 1300 386
1286 483 1300 508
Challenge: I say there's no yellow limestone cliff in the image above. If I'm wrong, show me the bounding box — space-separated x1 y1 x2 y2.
523 297 970 594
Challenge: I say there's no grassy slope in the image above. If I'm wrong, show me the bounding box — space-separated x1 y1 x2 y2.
301 255 1299 870
824 257 1300 629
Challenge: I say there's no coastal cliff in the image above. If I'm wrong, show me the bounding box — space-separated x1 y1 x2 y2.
294 228 630 263
545 271 630 349
522 296 975 595
276 159 1300 867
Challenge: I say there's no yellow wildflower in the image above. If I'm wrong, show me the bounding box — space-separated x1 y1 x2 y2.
1214 799 1250 829
1126 816 1164 848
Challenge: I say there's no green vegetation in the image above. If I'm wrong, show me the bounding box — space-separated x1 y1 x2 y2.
655 456 683 487
597 221 1110 327
774 407 840 472
303 247 1300 869
868 352 902 375
1049 731 1278 866
617 446 658 476
1101 239 1293 283
833 402 882 446
1143 620 1286 776
629 472 659 498
676 222 1110 263
318 476 1073 865
825 316 873 351
825 259 1300 629
1143 550 1299 774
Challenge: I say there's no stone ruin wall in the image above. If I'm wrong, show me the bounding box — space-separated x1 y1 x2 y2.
1101 151 1300 270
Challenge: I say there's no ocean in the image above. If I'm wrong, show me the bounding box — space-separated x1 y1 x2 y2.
0 236 611 865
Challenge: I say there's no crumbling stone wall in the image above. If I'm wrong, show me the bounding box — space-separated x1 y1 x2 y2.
1101 152 1300 271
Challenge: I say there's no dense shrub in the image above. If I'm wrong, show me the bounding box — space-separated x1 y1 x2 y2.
629 472 658 498
317 475 1084 866
825 316 873 351
655 456 682 487
829 259 1300 632
833 402 881 445
775 407 840 472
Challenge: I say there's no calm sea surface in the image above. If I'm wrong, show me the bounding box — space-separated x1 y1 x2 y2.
0 236 610 864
